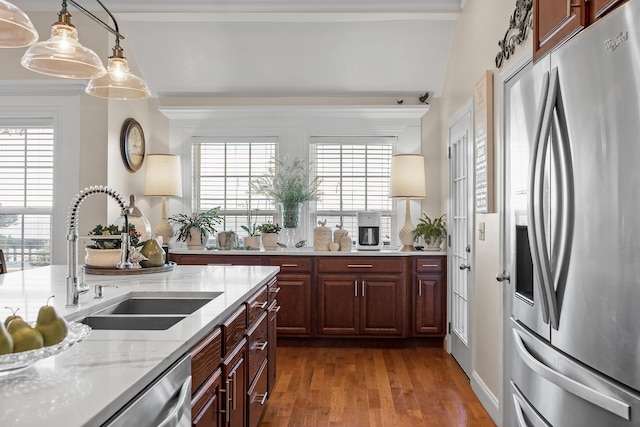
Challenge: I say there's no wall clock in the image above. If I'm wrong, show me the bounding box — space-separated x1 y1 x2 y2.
120 118 145 172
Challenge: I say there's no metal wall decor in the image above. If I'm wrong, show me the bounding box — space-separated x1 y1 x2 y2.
495 0 533 68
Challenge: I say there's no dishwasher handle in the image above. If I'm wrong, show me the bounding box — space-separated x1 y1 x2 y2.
157 376 192 427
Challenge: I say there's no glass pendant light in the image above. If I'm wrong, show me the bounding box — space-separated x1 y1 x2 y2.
85 40 150 100
21 5 106 79
0 0 38 48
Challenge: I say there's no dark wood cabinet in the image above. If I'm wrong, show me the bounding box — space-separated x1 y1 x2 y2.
267 300 278 394
222 339 247 427
533 0 627 61
191 368 223 427
589 0 627 22
413 257 446 336
267 257 312 336
533 0 586 61
317 257 405 337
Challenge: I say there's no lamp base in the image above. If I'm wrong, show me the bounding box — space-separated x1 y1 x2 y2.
399 244 417 252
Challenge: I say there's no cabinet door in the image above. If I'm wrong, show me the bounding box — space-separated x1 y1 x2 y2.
318 274 359 335
534 0 586 61
589 0 626 22
267 300 278 394
360 274 403 336
222 340 247 427
276 274 311 336
192 369 222 427
415 274 445 336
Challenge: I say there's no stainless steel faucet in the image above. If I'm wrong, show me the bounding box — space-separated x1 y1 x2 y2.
66 186 132 306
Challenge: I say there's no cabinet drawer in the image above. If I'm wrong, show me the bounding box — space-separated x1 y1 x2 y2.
415 257 444 273
222 305 246 356
268 257 312 272
191 368 222 426
247 359 268 427
317 257 404 273
247 312 268 383
247 286 268 328
191 327 222 393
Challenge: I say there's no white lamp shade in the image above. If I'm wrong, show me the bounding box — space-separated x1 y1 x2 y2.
144 154 183 197
390 154 427 199
0 0 38 48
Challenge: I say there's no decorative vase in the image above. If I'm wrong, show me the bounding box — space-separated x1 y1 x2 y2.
186 228 208 250
261 233 279 251
424 237 444 251
280 202 302 229
218 231 237 250
84 248 122 268
243 236 260 250
139 239 166 267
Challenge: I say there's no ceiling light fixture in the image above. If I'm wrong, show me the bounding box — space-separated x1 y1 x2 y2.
0 0 38 48
20 0 150 100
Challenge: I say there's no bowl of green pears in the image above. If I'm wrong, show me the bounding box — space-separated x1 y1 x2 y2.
0 296 91 374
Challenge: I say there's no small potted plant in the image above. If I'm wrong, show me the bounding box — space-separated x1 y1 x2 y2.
168 207 221 250
241 208 261 250
85 223 141 267
413 213 447 251
256 222 281 251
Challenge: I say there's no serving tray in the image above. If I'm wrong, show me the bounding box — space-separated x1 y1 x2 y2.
83 261 176 276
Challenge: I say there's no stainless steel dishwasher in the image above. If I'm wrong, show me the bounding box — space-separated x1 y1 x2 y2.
103 354 192 427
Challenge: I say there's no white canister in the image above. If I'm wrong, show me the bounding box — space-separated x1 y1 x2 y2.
313 220 331 251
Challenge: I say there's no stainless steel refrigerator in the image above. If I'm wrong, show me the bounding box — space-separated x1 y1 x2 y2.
504 1 640 425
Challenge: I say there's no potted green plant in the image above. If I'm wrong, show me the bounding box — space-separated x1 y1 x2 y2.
241 208 261 250
168 207 221 250
256 222 281 251
413 213 447 250
251 157 320 229
85 224 141 267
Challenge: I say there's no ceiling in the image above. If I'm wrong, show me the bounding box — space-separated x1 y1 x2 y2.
16 1 463 99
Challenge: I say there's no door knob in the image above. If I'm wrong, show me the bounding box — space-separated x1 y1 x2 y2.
459 263 471 271
496 272 511 282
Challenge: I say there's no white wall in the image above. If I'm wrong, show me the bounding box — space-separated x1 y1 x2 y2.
434 0 532 422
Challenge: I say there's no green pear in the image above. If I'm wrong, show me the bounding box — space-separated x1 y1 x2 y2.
4 307 21 328
35 298 68 346
10 322 43 353
7 317 29 335
0 322 13 355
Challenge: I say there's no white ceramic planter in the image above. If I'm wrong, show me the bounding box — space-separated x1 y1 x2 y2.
84 248 121 268
243 236 260 250
186 229 208 250
261 233 279 251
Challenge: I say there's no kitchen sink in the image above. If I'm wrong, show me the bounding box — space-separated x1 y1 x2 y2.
80 315 187 330
93 293 223 316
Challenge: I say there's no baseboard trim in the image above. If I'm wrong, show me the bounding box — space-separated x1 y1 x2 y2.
471 371 501 426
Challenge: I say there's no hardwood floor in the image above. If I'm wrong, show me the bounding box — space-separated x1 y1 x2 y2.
259 346 496 427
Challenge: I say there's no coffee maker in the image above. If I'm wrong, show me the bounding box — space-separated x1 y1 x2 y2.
356 211 382 251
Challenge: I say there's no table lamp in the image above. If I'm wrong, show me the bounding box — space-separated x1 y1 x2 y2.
144 154 182 246
390 154 427 251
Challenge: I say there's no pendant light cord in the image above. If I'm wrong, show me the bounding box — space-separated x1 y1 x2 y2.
67 0 124 41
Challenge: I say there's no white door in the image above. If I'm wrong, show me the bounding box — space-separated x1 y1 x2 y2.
448 99 474 377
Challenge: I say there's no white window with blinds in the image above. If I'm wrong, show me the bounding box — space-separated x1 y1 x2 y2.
0 121 54 271
191 137 278 239
310 136 397 247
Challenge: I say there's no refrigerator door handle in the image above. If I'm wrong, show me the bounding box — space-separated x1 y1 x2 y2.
512 329 631 420
550 66 575 330
534 67 561 330
527 70 551 324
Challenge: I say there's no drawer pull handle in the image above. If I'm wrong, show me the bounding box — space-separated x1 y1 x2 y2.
255 341 268 351
421 264 439 268
419 279 422 297
281 264 299 267
256 392 269 405
252 301 268 309
269 287 281 294
270 305 282 313
347 264 373 268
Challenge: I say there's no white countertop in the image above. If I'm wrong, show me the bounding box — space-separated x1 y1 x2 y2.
0 264 279 427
